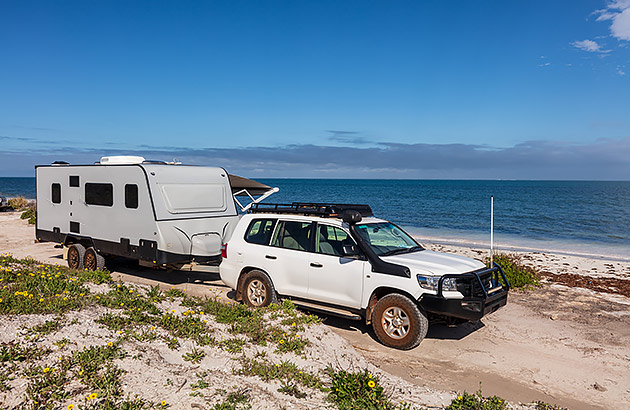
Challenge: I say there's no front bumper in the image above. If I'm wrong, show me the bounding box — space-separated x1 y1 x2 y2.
418 263 510 321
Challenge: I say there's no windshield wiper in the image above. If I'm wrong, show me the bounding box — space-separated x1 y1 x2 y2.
380 246 424 257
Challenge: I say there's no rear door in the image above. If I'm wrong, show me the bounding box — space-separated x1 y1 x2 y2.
259 219 313 298
306 223 366 309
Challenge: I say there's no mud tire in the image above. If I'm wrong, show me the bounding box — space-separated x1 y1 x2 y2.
242 270 278 308
372 293 428 350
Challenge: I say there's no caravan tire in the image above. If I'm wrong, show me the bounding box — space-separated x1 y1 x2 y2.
67 244 86 270
242 270 278 308
85 247 106 271
372 293 428 350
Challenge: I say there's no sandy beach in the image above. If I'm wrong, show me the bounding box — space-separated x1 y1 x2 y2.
1 211 629 409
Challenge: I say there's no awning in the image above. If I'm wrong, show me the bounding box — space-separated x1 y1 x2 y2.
228 174 272 196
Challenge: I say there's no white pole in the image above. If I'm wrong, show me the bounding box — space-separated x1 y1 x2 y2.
490 195 494 267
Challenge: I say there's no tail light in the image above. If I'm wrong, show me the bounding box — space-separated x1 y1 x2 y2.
221 243 227 258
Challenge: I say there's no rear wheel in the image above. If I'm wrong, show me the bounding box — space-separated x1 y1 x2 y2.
84 247 106 271
372 293 428 350
242 270 278 308
67 244 86 270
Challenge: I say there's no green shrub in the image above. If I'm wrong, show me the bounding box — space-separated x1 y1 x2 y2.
8 196 29 210
487 253 539 289
327 367 402 410
20 205 36 224
447 387 507 410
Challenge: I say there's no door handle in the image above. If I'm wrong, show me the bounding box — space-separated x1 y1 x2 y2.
310 262 323 268
265 255 277 260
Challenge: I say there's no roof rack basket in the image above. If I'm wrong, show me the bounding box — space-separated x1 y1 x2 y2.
249 202 373 217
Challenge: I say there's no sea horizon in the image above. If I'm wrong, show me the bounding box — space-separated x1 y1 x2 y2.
2 177 629 261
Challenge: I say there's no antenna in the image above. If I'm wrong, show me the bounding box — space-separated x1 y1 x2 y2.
490 195 494 266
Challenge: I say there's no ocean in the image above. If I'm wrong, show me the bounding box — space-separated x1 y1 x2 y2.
2 177 629 260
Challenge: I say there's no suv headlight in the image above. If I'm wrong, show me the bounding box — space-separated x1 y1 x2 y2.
417 275 458 292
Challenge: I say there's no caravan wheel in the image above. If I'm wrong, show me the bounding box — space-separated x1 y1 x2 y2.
67 244 86 270
85 248 106 271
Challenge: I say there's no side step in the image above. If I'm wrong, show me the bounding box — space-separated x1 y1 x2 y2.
290 299 362 321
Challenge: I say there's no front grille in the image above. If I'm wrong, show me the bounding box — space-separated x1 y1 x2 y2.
450 268 501 298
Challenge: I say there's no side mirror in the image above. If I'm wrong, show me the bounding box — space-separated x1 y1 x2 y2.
342 210 362 224
342 244 360 257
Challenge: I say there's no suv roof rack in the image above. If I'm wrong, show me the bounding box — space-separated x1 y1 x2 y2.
249 202 373 218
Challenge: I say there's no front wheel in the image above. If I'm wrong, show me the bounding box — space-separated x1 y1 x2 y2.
242 270 278 308
372 294 428 350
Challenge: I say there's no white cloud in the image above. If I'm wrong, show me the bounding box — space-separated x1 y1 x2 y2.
611 8 630 40
571 39 610 52
617 65 627 75
538 62 551 67
595 0 630 41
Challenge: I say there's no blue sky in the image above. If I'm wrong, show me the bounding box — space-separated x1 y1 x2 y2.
1 0 629 179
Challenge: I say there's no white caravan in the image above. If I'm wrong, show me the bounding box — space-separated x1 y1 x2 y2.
35 156 276 271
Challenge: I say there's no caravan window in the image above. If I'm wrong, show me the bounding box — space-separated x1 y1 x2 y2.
125 184 138 209
51 183 61 204
85 183 113 207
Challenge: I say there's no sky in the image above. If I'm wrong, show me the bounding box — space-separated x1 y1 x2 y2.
1 0 629 179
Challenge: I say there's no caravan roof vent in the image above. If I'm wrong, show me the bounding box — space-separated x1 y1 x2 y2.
100 156 146 165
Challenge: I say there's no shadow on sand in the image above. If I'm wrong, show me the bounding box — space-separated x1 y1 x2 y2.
315 313 485 345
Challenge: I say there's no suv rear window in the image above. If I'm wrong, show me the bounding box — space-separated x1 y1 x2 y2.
271 220 313 251
244 219 276 245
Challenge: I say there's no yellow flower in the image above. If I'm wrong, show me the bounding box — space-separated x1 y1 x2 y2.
68 405 74 410
368 374 372 378
129 289 133 293
108 342 113 347
43 367 50 373
120 302 124 306
292 322 296 326
161 401 167 406
79 370 84 376
279 340 284 344
39 298 44 302
150 326 155 330
89 392 98 400
368 380 375 388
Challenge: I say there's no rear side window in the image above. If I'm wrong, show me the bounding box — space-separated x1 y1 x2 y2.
85 183 113 206
244 219 276 245
125 184 138 209
51 183 61 204
271 220 313 251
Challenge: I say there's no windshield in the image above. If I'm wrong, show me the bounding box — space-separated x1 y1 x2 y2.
354 222 423 256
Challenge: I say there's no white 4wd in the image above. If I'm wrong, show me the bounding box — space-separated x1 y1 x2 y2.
220 203 509 350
